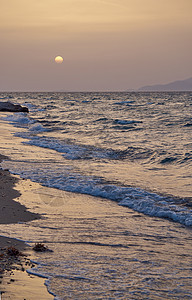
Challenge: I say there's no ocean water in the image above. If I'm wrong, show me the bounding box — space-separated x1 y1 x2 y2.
0 92 192 299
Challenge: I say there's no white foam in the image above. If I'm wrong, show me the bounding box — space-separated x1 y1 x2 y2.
4 157 192 227
114 119 142 125
119 198 192 227
2 112 34 126
24 136 111 160
29 123 47 132
114 100 135 105
27 268 49 279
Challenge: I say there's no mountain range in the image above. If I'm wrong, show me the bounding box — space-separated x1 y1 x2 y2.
138 77 192 91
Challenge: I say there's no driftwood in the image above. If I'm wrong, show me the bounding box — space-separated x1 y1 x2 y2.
0 101 29 113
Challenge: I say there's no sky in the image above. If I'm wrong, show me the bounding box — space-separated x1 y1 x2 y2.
0 0 192 91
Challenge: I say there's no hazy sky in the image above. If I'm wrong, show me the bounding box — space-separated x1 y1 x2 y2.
0 0 192 91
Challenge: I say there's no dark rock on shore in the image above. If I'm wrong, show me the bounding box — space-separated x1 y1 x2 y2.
0 102 29 112
33 243 53 252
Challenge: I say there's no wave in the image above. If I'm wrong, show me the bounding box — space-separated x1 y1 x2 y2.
3 111 190 165
93 117 109 123
3 113 34 126
113 119 143 125
160 153 192 164
1 92 191 228
29 123 49 132
2 113 49 133
17 134 156 161
112 119 143 130
184 123 192 127
3 160 192 227
14 131 191 165
114 100 135 105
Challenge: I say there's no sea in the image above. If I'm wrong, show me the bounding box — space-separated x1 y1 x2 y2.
0 92 192 299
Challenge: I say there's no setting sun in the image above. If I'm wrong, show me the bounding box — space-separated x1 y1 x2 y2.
55 56 63 64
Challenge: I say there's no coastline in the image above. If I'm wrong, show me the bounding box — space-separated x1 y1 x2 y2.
0 99 191 298
1 149 192 298
0 155 40 224
0 154 53 299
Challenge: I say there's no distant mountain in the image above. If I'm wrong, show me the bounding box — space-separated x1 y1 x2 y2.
138 77 192 91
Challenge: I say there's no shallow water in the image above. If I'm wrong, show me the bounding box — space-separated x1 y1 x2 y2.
0 92 192 225
0 178 192 299
0 92 192 298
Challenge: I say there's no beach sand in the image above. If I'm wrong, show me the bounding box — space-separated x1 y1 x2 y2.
0 156 40 224
0 119 192 298
1 158 192 299
0 154 53 299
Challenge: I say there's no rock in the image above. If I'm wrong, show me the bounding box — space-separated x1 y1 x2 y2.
6 246 23 257
33 243 53 252
0 101 29 112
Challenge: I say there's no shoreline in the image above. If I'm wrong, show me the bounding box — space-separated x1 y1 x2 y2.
0 155 40 224
1 154 192 298
0 107 192 298
0 154 53 299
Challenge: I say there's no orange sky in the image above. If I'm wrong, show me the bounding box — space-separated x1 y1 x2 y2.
0 0 192 91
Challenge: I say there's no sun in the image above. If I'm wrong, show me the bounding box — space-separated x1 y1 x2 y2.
55 56 64 64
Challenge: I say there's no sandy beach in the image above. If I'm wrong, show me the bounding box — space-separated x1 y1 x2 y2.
0 155 40 224
0 106 191 298
0 152 192 298
0 154 53 299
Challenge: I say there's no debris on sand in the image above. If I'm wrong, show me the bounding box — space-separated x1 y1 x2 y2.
32 243 53 252
6 246 23 257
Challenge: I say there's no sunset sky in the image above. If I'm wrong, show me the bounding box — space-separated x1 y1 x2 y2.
1 0 192 91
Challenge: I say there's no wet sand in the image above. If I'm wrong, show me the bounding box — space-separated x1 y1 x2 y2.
0 154 53 299
11 173 192 299
0 117 192 298
0 157 40 224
